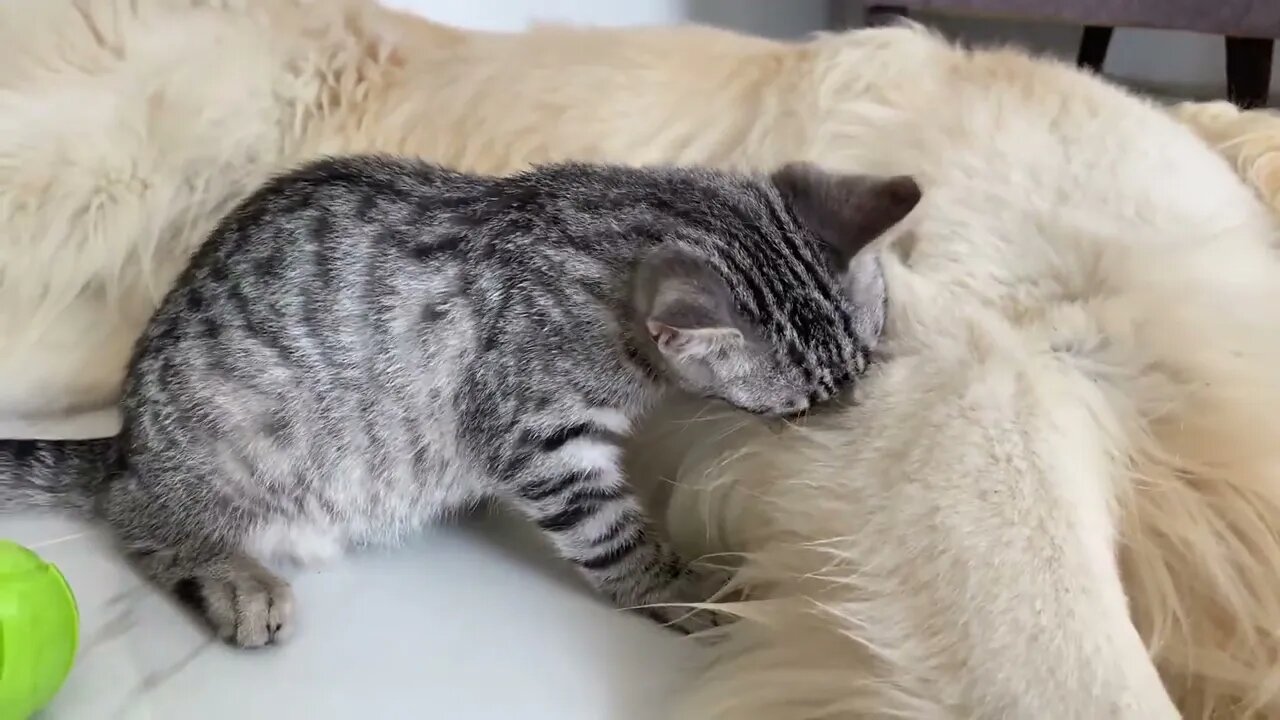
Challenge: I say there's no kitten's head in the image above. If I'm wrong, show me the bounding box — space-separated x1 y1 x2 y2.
633 163 920 417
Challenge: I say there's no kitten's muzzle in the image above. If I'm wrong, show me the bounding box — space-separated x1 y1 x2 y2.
778 400 812 422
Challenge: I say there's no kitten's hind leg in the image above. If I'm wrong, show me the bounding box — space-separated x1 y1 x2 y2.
179 554 294 648
104 473 295 648
131 544 295 649
503 433 729 634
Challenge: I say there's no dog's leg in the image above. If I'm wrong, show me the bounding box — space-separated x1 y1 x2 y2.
662 313 1181 718
1172 101 1280 217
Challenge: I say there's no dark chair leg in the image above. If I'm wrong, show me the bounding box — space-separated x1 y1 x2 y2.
1225 36 1273 109
1077 26 1114 72
865 5 908 28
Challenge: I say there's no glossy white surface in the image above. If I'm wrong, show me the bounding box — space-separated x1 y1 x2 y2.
7 510 704 719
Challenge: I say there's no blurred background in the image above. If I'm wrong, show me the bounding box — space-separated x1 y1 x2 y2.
383 0 1280 107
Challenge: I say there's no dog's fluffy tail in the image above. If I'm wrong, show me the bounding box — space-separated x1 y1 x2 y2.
0 437 120 515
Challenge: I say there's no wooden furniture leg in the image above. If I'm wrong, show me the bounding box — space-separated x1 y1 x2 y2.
865 5 909 28
1226 36 1274 109
1077 26 1114 72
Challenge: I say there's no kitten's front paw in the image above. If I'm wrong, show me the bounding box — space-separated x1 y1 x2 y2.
678 562 735 602
644 604 726 636
644 563 737 636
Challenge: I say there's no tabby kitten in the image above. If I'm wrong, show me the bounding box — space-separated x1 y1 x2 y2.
0 157 919 646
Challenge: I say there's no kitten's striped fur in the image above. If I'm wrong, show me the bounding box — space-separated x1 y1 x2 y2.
0 156 918 645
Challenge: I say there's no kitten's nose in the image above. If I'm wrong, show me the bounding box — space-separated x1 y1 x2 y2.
781 400 810 421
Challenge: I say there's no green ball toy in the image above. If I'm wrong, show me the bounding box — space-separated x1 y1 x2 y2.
0 540 78 720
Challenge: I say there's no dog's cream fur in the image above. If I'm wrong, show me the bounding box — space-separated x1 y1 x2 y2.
1172 101 1280 215
5 1 1280 717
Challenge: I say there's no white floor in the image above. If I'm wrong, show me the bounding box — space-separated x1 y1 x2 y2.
7 507 704 719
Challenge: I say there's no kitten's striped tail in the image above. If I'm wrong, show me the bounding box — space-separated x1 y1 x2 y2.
0 437 120 516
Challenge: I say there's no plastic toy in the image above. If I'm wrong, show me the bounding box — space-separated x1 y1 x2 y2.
0 540 78 720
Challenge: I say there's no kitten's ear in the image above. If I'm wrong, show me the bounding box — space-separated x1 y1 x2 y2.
771 162 922 267
634 245 744 360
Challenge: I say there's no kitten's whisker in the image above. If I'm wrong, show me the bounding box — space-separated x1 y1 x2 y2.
678 404 736 425
29 531 91 549
672 411 739 426
708 419 752 445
